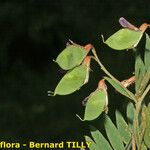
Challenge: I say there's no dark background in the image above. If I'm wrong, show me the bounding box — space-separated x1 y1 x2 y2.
0 0 150 148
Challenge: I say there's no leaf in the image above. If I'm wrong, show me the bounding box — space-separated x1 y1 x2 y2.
104 116 125 150
56 45 88 70
127 102 134 129
116 110 131 144
135 52 146 92
85 136 98 150
84 89 106 121
141 142 147 150
144 33 150 71
144 103 150 148
104 77 135 101
104 28 143 50
89 126 113 150
54 65 87 95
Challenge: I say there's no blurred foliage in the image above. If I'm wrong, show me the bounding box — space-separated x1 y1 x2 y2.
0 0 150 145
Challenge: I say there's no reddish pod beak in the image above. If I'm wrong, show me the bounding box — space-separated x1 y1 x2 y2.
84 44 93 53
98 79 107 91
82 56 91 67
139 23 150 32
121 76 136 88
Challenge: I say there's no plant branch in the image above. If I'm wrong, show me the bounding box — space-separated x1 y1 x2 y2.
91 48 136 102
138 106 146 149
133 101 142 149
139 84 150 102
132 133 136 150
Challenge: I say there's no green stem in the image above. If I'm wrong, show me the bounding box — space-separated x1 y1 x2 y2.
139 84 150 102
91 48 136 102
132 133 136 150
133 100 142 150
139 106 146 149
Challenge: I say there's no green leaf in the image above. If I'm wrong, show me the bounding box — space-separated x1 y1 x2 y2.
141 142 147 150
84 89 106 121
54 65 87 95
145 33 150 71
135 52 146 92
85 136 98 150
144 103 150 148
116 110 131 144
56 45 88 70
104 28 143 50
104 77 135 101
127 102 134 129
104 116 125 150
90 126 113 150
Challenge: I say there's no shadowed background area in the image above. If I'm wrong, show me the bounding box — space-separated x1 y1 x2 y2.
0 0 150 146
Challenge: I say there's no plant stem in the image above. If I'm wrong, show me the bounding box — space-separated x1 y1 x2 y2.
132 133 136 150
134 101 142 149
139 106 146 149
139 84 150 102
91 48 136 102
